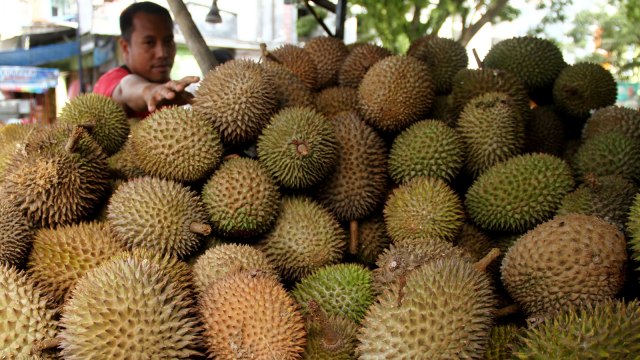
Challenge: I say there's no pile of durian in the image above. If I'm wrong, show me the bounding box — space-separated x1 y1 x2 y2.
1 34 640 359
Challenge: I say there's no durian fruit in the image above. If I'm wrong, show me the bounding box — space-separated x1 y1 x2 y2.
482 36 566 104
57 93 129 155
384 176 465 244
199 270 306 359
450 68 531 124
427 95 455 126
525 105 566 156
315 111 388 222
357 256 496 359
455 223 494 262
261 61 315 109
128 106 223 183
338 43 391 88
2 125 111 228
262 43 318 90
304 36 349 89
514 300 640 359
302 300 358 360
501 214 627 322
373 238 468 291
106 137 146 179
407 35 469 95
359 55 435 133
572 132 640 182
484 324 523 360
353 215 391 267
0 198 34 267
292 263 374 323
26 221 124 305
59 254 203 358
258 196 345 283
107 177 210 259
314 87 359 119
388 119 465 184
457 92 526 177
0 264 58 359
0 123 37 178
552 62 617 120
192 243 277 295
627 194 640 269
193 59 278 145
582 105 640 142
257 106 338 189
201 157 281 239
557 174 637 231
465 153 575 233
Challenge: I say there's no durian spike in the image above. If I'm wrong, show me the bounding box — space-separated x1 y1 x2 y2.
473 247 501 273
189 222 212 236
584 172 600 187
494 303 521 318
472 48 483 69
260 43 281 63
65 126 85 153
307 299 342 351
349 220 359 255
223 153 241 161
30 337 60 355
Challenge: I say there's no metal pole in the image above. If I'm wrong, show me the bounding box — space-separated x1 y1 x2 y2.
77 0 84 93
335 0 347 39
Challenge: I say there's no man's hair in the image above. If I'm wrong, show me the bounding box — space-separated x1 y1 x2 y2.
120 1 172 42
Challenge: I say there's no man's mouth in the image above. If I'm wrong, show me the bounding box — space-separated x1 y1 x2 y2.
153 64 170 72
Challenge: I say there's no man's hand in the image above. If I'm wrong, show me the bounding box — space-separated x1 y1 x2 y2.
144 76 200 112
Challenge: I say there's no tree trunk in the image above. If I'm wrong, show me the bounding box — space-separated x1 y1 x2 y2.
458 0 509 47
166 0 218 74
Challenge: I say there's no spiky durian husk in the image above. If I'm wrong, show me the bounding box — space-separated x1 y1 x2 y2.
314 86 359 119
261 61 315 109
557 174 637 231
129 106 222 183
57 93 129 155
357 257 496 359
315 111 388 222
389 119 465 184
193 59 278 145
501 214 627 321
354 215 391 266
192 243 277 295
514 300 640 359
257 106 338 189
407 35 468 95
26 221 124 305
384 176 465 244
627 194 640 269
0 264 57 358
552 62 617 120
582 105 640 142
572 132 640 182
465 153 575 233
304 36 349 89
292 263 374 323
59 255 203 358
266 43 318 90
106 137 146 179
258 196 345 282
201 157 281 238
358 55 435 133
0 198 34 267
484 324 523 360
2 125 111 228
525 105 566 156
303 312 358 360
338 43 391 88
107 177 209 258
457 92 526 178
199 270 306 359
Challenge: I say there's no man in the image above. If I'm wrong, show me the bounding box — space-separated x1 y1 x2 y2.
93 2 199 118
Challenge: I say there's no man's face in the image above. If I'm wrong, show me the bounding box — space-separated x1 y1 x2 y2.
121 12 176 83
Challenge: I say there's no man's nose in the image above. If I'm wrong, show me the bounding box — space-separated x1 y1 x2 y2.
155 42 169 58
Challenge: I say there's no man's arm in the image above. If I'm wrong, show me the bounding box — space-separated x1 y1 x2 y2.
112 74 200 113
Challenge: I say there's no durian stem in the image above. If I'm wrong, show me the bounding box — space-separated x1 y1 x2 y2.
223 153 241 161
189 222 212 236
80 122 96 133
307 300 341 350
349 219 359 255
290 140 309 156
472 48 483 69
65 127 84 153
473 248 501 273
31 338 60 354
260 43 281 63
494 303 521 318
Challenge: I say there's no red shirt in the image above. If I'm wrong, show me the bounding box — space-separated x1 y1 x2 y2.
93 66 151 119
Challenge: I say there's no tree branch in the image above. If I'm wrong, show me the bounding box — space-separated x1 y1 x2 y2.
458 0 509 47
309 0 337 13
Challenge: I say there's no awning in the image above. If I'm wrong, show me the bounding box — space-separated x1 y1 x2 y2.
0 41 80 67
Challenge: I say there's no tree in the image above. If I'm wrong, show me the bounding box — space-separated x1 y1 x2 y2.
350 0 522 53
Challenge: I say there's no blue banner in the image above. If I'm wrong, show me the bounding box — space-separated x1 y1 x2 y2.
0 66 59 94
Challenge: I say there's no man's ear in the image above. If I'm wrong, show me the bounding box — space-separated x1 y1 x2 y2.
119 37 130 58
